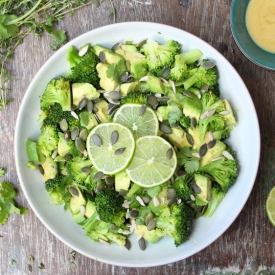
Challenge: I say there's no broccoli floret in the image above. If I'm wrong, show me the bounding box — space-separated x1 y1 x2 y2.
183 60 217 90
40 77 71 111
172 176 193 201
67 44 100 87
95 189 126 227
203 183 226 217
26 161 38 170
198 153 238 192
179 115 191 129
156 203 194 246
120 92 148 105
37 124 59 159
66 159 98 191
45 174 70 205
141 40 181 73
168 49 203 82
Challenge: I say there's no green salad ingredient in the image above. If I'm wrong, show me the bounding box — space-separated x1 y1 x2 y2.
25 38 239 249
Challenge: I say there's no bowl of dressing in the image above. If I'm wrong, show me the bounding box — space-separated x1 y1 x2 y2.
230 0 275 70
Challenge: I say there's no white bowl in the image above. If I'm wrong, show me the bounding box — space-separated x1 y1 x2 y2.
14 22 260 267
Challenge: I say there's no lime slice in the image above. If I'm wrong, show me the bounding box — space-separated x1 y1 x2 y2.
86 123 135 175
266 186 275 226
126 136 177 187
113 103 159 139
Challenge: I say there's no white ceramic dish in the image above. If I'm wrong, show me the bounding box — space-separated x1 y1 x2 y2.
14 22 260 267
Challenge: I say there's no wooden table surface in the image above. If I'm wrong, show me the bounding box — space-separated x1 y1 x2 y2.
1 0 275 274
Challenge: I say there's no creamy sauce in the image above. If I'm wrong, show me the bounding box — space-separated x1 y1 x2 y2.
246 0 275 53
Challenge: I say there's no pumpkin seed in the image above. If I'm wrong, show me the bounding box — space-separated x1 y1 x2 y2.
191 183 201 194
153 196 160 207
200 84 209 94
147 94 158 109
138 105 147 116
124 239 131 250
139 75 149 82
136 233 144 241
186 133 194 146
120 71 129 83
191 117 197 128
145 212 154 225
51 149 58 159
115 147 126 155
201 60 216 69
111 130 119 145
156 96 170 102
136 196 145 206
99 51 105 63
166 147 173 160
138 237 146 251
79 205 86 216
136 38 147 48
207 109 216 117
250 259 258 273
211 156 223 162
69 186 79 197
219 110 230 115
162 68 170 78
104 91 122 100
64 154 73 160
79 129 88 141
160 77 169 83
108 104 119 117
190 194 196 201
71 111 79 120
71 127 80 141
71 104 78 111
105 97 120 105
170 80 176 93
133 52 145 58
111 42 121 51
105 176 115 185
160 123 172 134
64 131 71 142
168 197 177 205
86 100 94 113
119 189 127 196
209 132 214 141
199 144 208 157
207 139 216 149
177 167 186 177
182 90 195 98
75 137 86 152
94 172 104 182
92 133 103 147
167 189 176 200
141 196 151 204
129 209 139 219
99 239 110 246
78 45 89 56
192 152 201 158
147 219 156 231
186 176 195 184
96 183 105 193
200 110 208 120
197 93 202 99
94 113 102 123
81 167 92 174
78 97 87 110
60 119 68 132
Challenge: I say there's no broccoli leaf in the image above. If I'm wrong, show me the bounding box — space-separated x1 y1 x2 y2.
106 59 127 84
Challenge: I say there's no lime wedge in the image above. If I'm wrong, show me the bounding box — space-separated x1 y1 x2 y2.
86 123 135 175
126 136 177 187
113 103 159 139
266 186 275 226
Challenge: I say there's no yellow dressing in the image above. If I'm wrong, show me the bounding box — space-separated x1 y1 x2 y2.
246 0 275 53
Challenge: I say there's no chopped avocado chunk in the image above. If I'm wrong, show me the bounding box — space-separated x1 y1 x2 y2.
183 96 202 122
223 99 237 126
115 170 131 192
70 185 86 214
94 100 110 123
72 83 99 107
42 157 58 181
79 111 98 130
134 225 163 244
58 132 74 157
72 211 86 224
194 173 211 203
85 200 97 218
167 127 190 148
147 75 165 94
96 63 119 91
120 81 140 96
94 44 126 65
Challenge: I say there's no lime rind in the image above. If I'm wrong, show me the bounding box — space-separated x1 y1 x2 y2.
126 136 177 187
266 186 275 226
113 103 159 139
87 123 135 175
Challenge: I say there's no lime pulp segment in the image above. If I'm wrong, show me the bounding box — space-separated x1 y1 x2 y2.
113 103 159 139
86 123 135 175
126 136 177 187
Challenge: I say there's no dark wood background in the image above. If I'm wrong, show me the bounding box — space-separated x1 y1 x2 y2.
1 0 275 274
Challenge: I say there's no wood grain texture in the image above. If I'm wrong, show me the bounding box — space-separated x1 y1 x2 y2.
1 0 275 274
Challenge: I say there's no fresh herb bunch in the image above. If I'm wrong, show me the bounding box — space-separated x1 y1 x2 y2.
0 0 103 110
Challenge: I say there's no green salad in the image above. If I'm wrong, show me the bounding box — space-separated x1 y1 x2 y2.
26 38 238 250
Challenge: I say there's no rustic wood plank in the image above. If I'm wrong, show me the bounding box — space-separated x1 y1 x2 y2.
1 0 275 274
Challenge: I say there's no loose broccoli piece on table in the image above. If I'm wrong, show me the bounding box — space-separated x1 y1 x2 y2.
45 174 70 205
140 40 181 73
183 60 217 90
156 203 194 246
168 49 203 82
172 176 193 201
203 183 226 217
40 76 71 111
67 44 100 87
95 189 126 227
199 150 238 192
37 124 59 160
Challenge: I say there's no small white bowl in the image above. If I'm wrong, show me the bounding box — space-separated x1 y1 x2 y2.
14 22 260 267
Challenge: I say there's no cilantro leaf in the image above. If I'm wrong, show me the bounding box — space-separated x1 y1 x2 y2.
106 59 127 84
0 200 9 225
0 182 16 199
0 15 19 38
177 147 199 173
167 102 182 124
184 160 199 173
